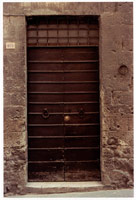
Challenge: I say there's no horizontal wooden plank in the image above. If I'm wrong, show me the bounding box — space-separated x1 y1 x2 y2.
28 101 99 104
64 83 99 91
28 82 99 92
28 72 64 81
64 113 99 124
28 104 64 112
28 60 98 63
28 93 99 102
28 46 98 53
28 138 64 148
28 48 63 61
65 161 100 172
28 50 98 61
65 137 100 148
28 93 63 102
28 136 99 148
28 123 99 127
28 135 99 138
28 62 99 71
28 83 63 92
28 71 99 82
28 91 98 94
65 125 100 136
28 103 99 113
28 113 99 124
28 112 99 115
65 171 100 181
28 162 64 172
65 149 100 161
28 70 98 73
62 46 98 53
28 114 63 124
28 126 64 136
28 149 64 161
62 52 98 61
28 125 100 137
28 171 64 181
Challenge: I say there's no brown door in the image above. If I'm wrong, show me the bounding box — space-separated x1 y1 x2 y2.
27 16 100 182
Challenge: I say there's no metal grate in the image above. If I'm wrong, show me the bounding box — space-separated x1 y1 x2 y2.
27 16 99 47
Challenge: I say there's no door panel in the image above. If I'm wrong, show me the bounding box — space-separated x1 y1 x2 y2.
28 83 64 92
28 114 63 124
28 138 64 148
28 126 64 136
64 125 100 136
65 136 100 147
64 149 100 161
27 16 100 182
28 149 64 161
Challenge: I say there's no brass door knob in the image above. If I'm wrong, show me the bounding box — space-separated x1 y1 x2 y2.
64 115 70 122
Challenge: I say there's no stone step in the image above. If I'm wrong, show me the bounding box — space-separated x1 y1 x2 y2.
25 181 106 194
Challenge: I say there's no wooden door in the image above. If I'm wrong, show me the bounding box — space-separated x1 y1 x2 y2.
27 16 100 182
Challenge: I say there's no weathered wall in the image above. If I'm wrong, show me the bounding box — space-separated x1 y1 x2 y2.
4 2 133 196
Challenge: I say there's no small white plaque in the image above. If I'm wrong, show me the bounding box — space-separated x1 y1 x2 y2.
6 42 15 49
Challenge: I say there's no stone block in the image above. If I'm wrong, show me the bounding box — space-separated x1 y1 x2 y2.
102 73 132 91
119 12 133 25
4 106 25 120
102 131 133 147
4 92 26 107
101 12 120 27
114 157 133 172
122 39 133 52
114 145 133 159
4 119 26 133
118 52 133 68
4 50 25 65
28 2 102 15
102 114 128 132
112 91 133 106
101 51 118 68
117 2 133 12
4 63 26 86
4 146 27 163
3 3 24 15
128 118 133 131
101 2 117 12
101 88 112 105
109 169 132 188
102 147 114 158
121 25 133 46
3 16 26 41
104 104 133 115
4 79 26 93
101 25 122 52
4 146 27 195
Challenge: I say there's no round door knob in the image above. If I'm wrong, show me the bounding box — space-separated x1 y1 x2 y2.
64 115 70 122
